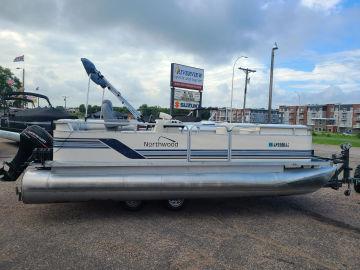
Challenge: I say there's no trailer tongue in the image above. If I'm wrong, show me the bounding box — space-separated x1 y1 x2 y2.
326 143 360 196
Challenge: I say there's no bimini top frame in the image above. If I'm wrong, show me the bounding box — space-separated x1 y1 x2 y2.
80 58 142 121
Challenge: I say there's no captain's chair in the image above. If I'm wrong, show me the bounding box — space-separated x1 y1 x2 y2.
102 99 126 130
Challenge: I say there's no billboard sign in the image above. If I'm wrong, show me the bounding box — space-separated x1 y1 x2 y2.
174 89 201 102
173 89 201 110
171 63 204 91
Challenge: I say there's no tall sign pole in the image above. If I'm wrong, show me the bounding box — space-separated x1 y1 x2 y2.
170 63 175 116
238 67 256 123
268 43 278 123
198 91 203 118
170 86 175 116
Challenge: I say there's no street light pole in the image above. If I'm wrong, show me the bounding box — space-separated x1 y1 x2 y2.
295 92 301 106
35 86 40 107
62 96 69 109
238 67 256 123
268 42 278 123
230 56 248 122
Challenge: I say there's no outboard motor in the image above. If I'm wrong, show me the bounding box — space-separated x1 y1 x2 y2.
0 125 52 181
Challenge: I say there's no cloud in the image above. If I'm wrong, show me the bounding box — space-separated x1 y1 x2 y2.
300 0 341 11
0 0 351 62
275 49 360 92
0 0 359 110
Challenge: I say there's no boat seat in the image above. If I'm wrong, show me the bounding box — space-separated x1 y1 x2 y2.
102 99 127 130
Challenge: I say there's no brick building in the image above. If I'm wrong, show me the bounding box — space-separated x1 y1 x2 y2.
279 104 360 133
211 108 283 124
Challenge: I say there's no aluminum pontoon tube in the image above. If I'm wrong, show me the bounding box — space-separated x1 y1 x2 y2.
0 130 20 142
20 164 336 203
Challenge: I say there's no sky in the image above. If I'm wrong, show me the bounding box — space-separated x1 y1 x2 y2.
0 0 359 109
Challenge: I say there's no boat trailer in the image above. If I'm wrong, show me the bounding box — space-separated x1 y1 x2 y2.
325 143 360 195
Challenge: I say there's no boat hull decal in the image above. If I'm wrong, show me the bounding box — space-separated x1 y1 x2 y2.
54 138 313 159
99 138 145 159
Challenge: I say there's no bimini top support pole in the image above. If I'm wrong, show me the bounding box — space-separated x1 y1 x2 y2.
80 58 142 121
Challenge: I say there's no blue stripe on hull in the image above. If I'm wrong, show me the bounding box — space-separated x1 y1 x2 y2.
99 138 145 159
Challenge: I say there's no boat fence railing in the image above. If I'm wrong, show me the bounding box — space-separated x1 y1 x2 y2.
183 124 250 162
58 120 304 162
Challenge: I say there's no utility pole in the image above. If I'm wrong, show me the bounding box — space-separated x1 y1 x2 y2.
238 67 256 123
268 42 278 123
62 96 69 109
230 56 247 122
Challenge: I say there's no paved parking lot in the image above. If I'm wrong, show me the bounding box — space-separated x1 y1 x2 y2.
1 138 360 269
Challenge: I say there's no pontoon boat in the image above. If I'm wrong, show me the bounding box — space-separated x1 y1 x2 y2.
0 91 76 139
1 58 359 209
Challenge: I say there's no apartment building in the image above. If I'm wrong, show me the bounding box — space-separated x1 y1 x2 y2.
279 104 360 132
211 108 283 124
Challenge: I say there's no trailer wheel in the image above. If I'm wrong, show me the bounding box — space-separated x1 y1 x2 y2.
123 200 143 211
354 165 360 193
166 199 185 210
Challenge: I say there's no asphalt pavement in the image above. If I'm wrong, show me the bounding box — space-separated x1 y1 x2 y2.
1 138 360 270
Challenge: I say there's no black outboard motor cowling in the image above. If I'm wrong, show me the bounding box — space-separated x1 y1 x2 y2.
0 125 53 181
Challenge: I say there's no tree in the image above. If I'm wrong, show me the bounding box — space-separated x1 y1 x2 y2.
138 104 170 118
78 104 102 117
91 105 101 114
113 106 130 114
79 104 86 113
0 66 21 96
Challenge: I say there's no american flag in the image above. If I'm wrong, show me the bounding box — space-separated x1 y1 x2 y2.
6 79 14 86
13 55 24 62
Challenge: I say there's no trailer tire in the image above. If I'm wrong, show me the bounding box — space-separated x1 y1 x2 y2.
354 165 360 193
165 199 185 210
123 200 143 211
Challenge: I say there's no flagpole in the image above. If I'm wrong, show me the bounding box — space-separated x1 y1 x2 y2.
22 68 25 92
21 55 25 92
13 55 25 92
